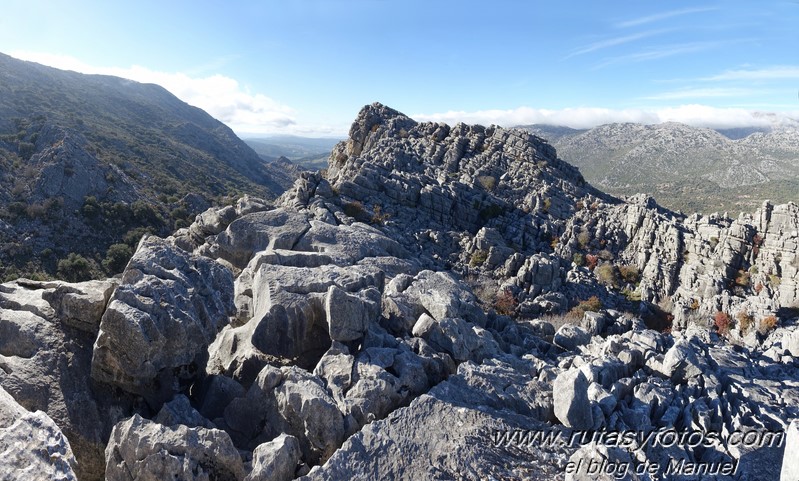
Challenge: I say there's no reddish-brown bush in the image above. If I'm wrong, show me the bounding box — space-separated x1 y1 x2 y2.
714 311 731 335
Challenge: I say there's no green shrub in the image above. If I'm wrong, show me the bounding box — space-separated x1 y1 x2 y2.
598 249 614 261
479 204 503 221
577 229 590 249
343 201 367 220
81 196 101 219
123 227 154 246
621 288 641 302
594 263 618 287
102 243 133 274
57 253 93 282
569 296 602 319
477 175 496 191
572 253 584 266
470 250 489 267
132 200 162 225
618 264 640 284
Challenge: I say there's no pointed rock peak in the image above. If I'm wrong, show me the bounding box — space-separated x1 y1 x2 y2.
354 102 408 123
345 103 417 157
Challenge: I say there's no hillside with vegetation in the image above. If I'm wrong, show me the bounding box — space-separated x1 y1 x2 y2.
0 52 284 281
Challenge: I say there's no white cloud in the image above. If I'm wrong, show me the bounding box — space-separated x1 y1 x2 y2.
616 7 718 28
700 66 799 81
10 51 296 134
413 105 793 130
565 30 669 59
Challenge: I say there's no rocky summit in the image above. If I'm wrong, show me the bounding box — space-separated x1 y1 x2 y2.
1 103 798 481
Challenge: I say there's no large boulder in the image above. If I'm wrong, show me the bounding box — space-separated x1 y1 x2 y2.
221 365 345 466
659 338 704 383
92 236 235 400
104 414 245 481
245 434 302 481
411 313 498 362
270 367 346 465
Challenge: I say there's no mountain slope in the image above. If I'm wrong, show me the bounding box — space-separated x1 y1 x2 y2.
0 52 282 280
521 121 799 214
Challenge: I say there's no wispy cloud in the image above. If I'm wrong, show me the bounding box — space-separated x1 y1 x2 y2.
10 51 297 134
701 66 799 81
642 87 765 100
617 7 719 28
594 41 727 69
565 29 669 59
413 105 794 130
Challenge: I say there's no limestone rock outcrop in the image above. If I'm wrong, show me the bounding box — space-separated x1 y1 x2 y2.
91 235 235 400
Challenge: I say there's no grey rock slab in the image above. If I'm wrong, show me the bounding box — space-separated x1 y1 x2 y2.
553 368 594 429
325 285 379 342
0 281 135 481
660 338 705 383
270 366 345 466
299 394 569 481
554 324 592 351
565 442 640 481
202 208 310 269
0 386 77 481
781 419 799 481
412 313 490 362
154 394 216 429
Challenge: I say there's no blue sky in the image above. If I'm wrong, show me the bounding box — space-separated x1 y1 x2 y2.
2 1 798 136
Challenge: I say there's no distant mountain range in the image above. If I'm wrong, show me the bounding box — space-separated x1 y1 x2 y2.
520 120 799 214
0 52 284 280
